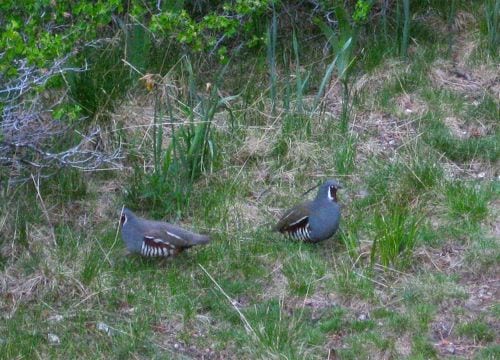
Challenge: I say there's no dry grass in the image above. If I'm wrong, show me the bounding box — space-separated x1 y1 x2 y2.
1 7 499 359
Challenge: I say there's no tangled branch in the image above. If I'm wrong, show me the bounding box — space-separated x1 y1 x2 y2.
1 52 123 181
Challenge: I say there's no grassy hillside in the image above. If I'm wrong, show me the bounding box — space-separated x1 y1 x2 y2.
1 2 498 359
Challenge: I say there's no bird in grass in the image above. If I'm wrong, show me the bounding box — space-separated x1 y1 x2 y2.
120 208 210 257
274 180 342 243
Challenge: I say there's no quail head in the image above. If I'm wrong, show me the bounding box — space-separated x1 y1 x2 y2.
274 180 342 243
120 208 211 257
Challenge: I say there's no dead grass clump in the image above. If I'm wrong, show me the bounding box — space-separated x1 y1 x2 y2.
353 60 408 98
430 65 482 98
394 334 413 357
1 259 89 317
261 261 288 300
285 140 321 170
323 78 344 117
414 243 466 274
111 100 163 154
232 129 274 165
152 313 222 359
452 11 476 32
0 215 93 316
396 94 428 117
89 179 122 226
111 79 184 154
355 112 418 163
440 114 497 147
430 61 500 100
439 156 498 181
227 200 265 229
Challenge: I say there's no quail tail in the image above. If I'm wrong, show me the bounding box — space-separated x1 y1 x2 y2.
189 234 211 246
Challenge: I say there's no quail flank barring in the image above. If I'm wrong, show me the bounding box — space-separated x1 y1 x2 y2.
274 180 342 243
120 208 211 257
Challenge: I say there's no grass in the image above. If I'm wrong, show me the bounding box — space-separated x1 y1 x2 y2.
371 203 420 268
457 319 496 343
445 181 492 222
1 3 499 359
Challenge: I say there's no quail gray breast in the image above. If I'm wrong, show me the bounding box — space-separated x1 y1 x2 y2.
274 180 342 243
120 208 211 257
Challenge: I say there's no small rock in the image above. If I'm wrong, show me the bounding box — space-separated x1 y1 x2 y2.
174 343 180 349
48 315 64 323
357 313 369 321
358 189 369 199
97 322 113 336
446 343 455 354
48 333 60 345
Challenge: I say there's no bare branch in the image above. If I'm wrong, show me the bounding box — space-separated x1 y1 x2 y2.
1 49 123 180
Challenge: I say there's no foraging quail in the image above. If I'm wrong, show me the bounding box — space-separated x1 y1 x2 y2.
274 180 342 243
120 208 210 257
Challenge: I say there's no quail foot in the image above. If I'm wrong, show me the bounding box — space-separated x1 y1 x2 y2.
120 208 210 257
274 180 342 243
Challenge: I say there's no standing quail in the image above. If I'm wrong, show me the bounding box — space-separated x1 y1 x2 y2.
274 180 342 243
120 208 210 257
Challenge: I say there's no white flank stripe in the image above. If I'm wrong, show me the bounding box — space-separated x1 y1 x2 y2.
289 216 308 227
166 231 183 240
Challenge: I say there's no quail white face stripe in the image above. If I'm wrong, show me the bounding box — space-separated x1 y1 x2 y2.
328 186 337 201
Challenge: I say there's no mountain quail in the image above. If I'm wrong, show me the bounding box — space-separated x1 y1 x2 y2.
120 208 210 257
274 180 342 243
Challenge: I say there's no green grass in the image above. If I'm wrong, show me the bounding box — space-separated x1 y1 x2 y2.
422 117 499 162
458 319 496 343
371 204 419 268
1 4 499 359
445 181 492 223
